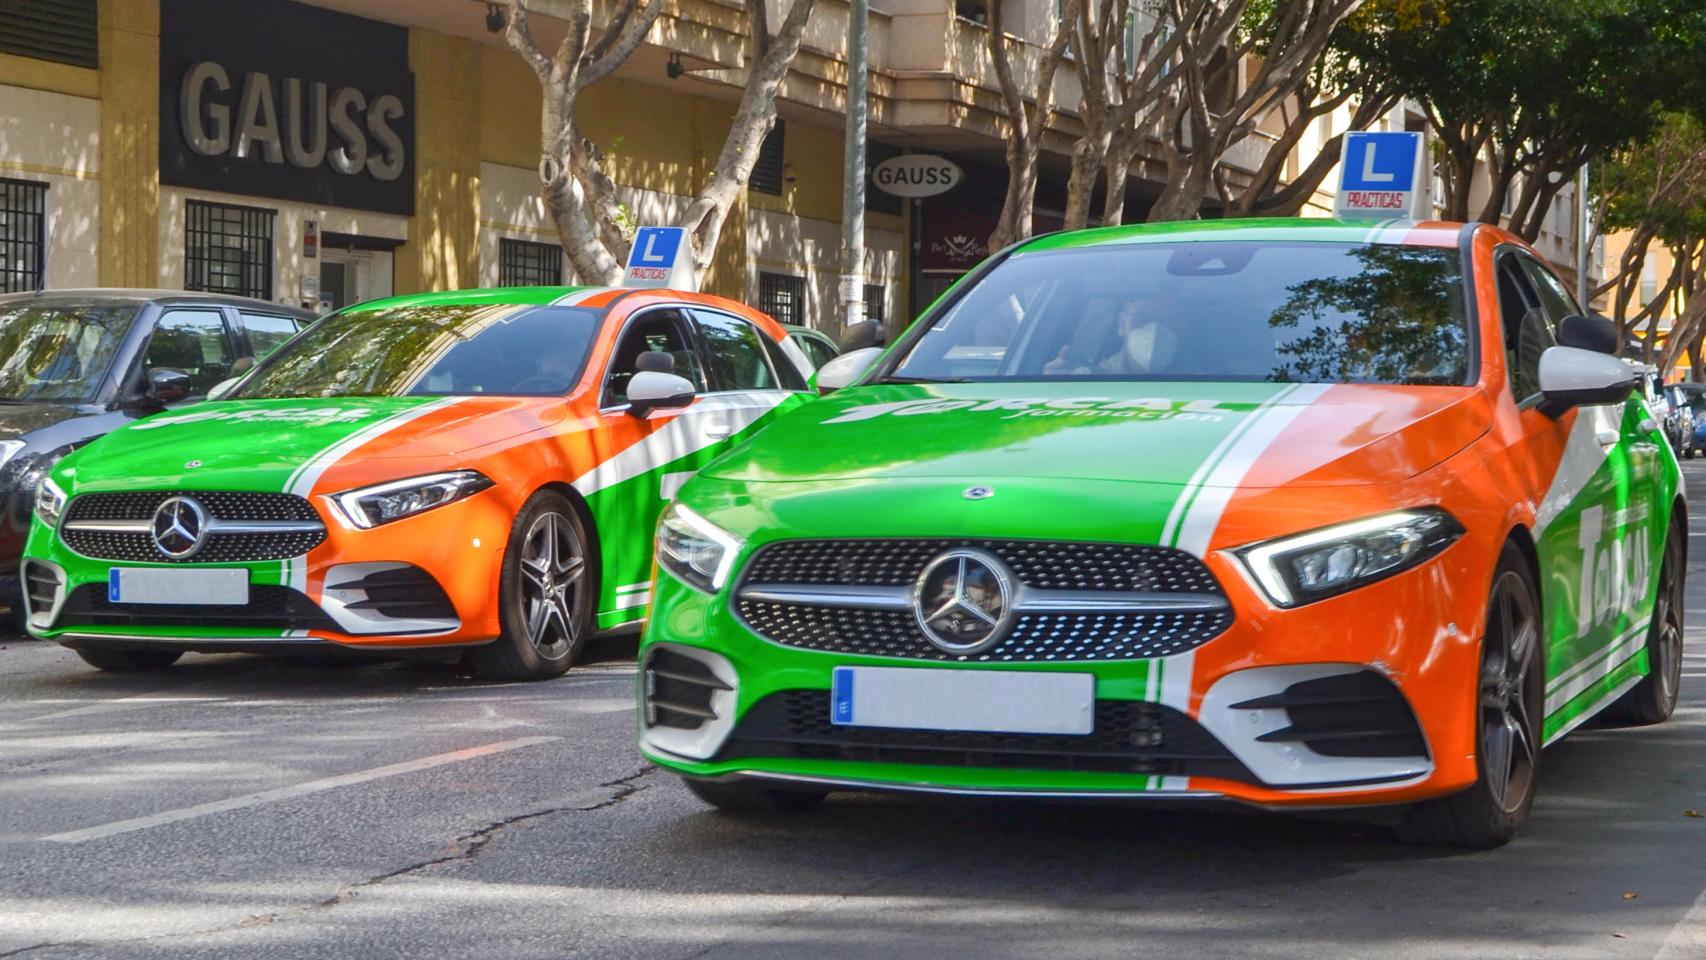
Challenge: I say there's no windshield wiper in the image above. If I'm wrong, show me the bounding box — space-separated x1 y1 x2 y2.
880 375 971 384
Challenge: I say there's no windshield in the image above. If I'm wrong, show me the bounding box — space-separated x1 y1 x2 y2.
890 241 1469 386
0 303 138 402
233 303 601 399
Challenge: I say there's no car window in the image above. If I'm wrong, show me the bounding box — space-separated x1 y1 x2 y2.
603 309 706 406
1495 253 1552 402
146 309 236 397
241 312 302 361
887 241 1469 386
0 302 138 402
232 304 601 399
693 310 778 390
795 333 836 368
758 329 809 390
1520 257 1582 319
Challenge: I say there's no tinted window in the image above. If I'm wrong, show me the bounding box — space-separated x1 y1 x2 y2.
759 330 809 390
695 311 778 390
0 302 136 402
795 333 836 368
1497 254 1553 401
603 310 706 406
888 241 1469 386
1521 257 1581 320
241 312 301 360
234 304 600 399
146 310 235 396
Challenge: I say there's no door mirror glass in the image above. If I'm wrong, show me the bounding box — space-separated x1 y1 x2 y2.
1537 346 1638 415
144 367 193 405
625 370 697 417
1557 313 1619 355
816 346 884 392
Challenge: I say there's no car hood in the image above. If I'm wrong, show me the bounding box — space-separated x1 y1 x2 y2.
58 396 561 493
702 381 1490 489
0 401 101 440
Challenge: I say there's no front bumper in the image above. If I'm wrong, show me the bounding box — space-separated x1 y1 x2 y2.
20 487 516 649
638 536 1487 808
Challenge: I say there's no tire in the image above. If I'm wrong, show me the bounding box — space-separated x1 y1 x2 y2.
469 490 598 682
1607 518 1685 725
681 776 829 814
1397 543 1543 848
75 647 183 672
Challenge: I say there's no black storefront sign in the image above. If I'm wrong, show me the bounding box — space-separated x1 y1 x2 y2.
159 0 415 216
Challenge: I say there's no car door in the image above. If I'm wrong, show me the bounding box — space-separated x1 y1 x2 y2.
137 307 242 403
1507 251 1656 739
689 307 815 452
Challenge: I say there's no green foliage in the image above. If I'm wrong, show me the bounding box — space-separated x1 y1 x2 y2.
1597 112 1706 247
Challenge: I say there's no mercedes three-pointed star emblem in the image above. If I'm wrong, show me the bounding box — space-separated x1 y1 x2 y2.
151 495 210 559
912 548 1015 654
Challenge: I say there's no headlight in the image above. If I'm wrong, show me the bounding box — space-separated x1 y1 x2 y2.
35 476 66 529
657 503 742 593
328 470 493 529
1234 508 1465 608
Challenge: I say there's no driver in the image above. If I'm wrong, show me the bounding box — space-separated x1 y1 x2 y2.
1043 296 1179 376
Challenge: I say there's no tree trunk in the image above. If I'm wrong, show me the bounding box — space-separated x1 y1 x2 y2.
1100 128 1140 225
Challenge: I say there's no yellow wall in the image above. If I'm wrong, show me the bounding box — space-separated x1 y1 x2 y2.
398 30 483 294
97 0 159 287
0 53 98 98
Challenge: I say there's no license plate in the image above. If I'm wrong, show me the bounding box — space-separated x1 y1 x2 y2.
830 666 1094 735
108 568 249 605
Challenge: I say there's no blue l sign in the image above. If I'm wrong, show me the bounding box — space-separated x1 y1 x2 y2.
1336 132 1427 219
631 226 684 267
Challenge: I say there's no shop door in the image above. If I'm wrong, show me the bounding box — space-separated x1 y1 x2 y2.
320 248 395 312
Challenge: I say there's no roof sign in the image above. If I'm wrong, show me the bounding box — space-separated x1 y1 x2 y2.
1335 131 1431 220
624 226 697 291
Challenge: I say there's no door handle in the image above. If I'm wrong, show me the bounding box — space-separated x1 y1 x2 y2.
1596 429 1619 446
704 425 732 439
1638 418 1659 434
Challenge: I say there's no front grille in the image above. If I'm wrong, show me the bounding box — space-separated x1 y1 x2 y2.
735 539 1232 662
60 491 326 563
1234 670 1428 758
326 566 456 621
716 689 1255 781
57 583 342 632
644 647 732 730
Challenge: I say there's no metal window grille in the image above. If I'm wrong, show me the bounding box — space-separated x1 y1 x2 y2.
0 0 97 68
185 200 274 300
758 272 805 324
750 120 786 196
498 238 564 286
864 284 885 325
0 178 48 293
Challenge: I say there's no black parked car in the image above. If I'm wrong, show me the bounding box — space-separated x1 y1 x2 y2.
0 290 313 605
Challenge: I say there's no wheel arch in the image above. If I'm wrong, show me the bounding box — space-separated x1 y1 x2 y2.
1671 496 1688 563
1504 523 1542 599
537 480 603 576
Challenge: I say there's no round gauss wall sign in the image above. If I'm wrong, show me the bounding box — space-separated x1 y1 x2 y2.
872 155 963 198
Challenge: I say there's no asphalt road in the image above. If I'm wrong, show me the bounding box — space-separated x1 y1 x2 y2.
2 475 1704 959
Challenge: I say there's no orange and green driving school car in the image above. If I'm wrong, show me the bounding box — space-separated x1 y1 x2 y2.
22 286 818 680
639 219 1685 847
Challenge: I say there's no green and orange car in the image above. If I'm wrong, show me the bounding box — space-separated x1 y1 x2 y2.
638 219 1684 847
21 286 816 680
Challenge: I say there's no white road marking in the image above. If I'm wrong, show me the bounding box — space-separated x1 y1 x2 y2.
41 735 562 844
18 697 228 724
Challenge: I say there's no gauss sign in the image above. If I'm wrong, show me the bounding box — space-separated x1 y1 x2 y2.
872 155 963 198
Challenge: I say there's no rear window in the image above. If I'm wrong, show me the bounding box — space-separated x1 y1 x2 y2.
0 302 138 402
888 241 1469 386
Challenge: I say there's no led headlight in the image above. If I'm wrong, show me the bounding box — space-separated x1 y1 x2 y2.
657 503 742 593
34 476 66 529
328 470 493 529
1235 508 1465 608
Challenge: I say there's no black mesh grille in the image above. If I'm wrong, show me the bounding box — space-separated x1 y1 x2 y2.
61 491 325 563
327 566 456 621
643 647 731 731
716 689 1254 781
1240 670 1428 759
23 562 59 612
57 583 341 632
736 539 1230 662
742 538 1223 592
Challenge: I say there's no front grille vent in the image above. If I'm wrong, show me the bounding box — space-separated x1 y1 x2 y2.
326 567 456 621
644 647 732 731
23 561 60 614
1232 670 1428 758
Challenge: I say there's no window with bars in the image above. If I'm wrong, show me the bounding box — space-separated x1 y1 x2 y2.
0 0 97 69
864 284 885 325
499 238 564 286
0 178 48 293
750 120 786 196
758 272 806 324
185 200 275 300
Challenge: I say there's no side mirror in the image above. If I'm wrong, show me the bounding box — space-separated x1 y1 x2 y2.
144 368 193 405
1537 346 1638 417
1558 313 1619 355
839 321 884 352
815 347 884 393
625 370 696 417
207 376 240 401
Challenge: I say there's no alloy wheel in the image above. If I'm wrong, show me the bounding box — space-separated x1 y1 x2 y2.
518 512 585 661
1480 569 1541 814
1652 539 1685 709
